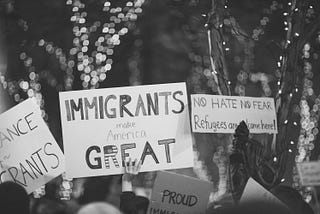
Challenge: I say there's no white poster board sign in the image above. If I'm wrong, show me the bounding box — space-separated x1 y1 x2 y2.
297 161 320 186
0 98 65 194
148 171 211 214
59 83 194 178
191 94 277 133
240 178 288 210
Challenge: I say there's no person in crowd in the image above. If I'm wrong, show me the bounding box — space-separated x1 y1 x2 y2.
31 197 67 214
0 181 30 214
77 202 122 214
78 174 122 207
229 121 281 203
120 158 149 214
270 185 314 214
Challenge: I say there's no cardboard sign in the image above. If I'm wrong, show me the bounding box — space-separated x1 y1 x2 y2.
297 161 320 186
148 171 211 214
0 98 65 194
59 83 194 178
240 178 288 209
191 94 278 133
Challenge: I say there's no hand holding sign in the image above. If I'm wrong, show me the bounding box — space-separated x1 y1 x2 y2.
59 83 194 178
123 158 142 180
122 158 142 192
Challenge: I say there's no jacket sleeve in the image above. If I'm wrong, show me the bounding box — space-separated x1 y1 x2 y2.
120 191 150 214
120 191 138 214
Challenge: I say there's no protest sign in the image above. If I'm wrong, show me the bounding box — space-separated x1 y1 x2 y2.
148 171 211 214
59 82 194 178
0 98 65 194
240 178 288 210
191 94 277 133
297 161 320 186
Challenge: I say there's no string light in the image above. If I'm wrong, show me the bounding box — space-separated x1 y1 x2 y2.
249 72 272 96
33 186 46 198
0 0 146 197
296 44 319 163
0 19 47 120
67 0 145 89
275 1 298 114
234 1 282 96
293 41 320 203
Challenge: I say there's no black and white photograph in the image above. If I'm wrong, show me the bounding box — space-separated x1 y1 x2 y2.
0 0 319 213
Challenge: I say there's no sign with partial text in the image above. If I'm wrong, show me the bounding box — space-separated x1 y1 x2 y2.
59 83 194 178
297 161 320 186
0 98 65 194
191 94 278 133
148 171 211 214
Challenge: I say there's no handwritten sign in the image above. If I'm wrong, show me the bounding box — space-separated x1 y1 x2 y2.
240 178 288 209
148 171 211 214
0 98 65 194
297 161 320 186
191 94 277 133
59 83 194 178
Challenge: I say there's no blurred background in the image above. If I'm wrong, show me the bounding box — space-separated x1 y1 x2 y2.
0 0 320 210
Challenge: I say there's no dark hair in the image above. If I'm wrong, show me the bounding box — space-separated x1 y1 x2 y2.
31 198 67 214
78 175 120 205
0 181 30 214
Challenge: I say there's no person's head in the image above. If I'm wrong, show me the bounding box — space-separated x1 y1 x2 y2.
78 175 121 207
0 181 30 214
77 202 122 214
270 185 314 214
31 198 67 214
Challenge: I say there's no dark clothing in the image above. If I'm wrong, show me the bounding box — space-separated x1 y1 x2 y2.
229 121 279 203
120 191 149 214
0 181 30 214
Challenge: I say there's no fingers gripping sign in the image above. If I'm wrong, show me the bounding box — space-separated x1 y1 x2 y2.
122 158 142 192
124 158 142 179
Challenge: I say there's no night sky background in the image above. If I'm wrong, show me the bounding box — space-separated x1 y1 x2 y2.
1 0 320 204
